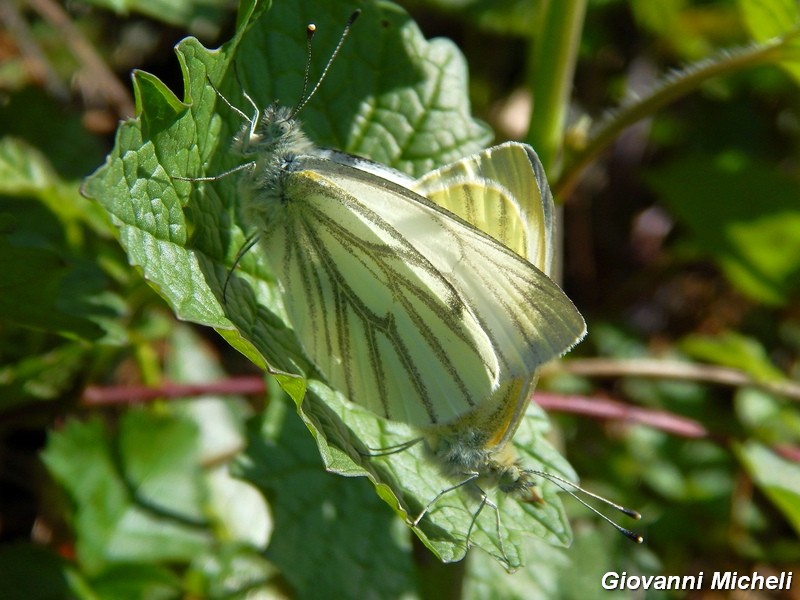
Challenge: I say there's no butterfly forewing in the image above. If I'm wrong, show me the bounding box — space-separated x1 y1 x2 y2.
324 156 584 375
262 164 505 426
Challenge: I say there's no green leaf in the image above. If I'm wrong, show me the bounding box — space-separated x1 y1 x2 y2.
82 0 571 568
645 152 800 305
0 219 126 343
735 441 800 536
0 136 57 196
0 237 105 339
680 331 786 382
740 0 799 41
238 389 415 599
739 0 800 81
79 0 232 33
41 414 213 574
0 138 127 342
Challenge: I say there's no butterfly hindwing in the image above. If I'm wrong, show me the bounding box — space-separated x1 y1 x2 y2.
414 142 554 275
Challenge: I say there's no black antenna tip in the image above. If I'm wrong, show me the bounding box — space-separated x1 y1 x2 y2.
621 507 642 520
348 9 362 25
529 469 645 544
622 529 645 544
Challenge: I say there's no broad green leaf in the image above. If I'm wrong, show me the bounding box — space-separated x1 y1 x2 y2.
736 441 800 536
0 236 108 340
237 388 416 600
645 152 800 305
41 414 212 574
82 0 572 568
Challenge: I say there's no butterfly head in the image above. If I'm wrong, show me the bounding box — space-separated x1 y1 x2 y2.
234 103 314 159
233 10 361 162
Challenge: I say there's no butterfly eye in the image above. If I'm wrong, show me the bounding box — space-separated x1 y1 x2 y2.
266 119 289 140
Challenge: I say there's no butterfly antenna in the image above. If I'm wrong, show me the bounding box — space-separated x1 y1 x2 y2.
292 9 361 117
531 470 644 543
223 232 261 302
297 22 316 107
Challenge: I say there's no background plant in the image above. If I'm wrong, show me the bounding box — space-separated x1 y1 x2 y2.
1 0 799 598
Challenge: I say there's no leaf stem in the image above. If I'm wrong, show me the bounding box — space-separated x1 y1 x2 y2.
546 357 800 401
527 0 587 177
534 392 709 438
82 376 267 405
554 32 800 198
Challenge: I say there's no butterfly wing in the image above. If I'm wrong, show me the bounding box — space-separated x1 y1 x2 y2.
260 156 583 426
259 164 501 426
413 142 554 274
413 142 577 446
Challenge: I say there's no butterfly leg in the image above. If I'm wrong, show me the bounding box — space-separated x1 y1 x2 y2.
412 471 479 527
360 437 423 457
465 491 512 568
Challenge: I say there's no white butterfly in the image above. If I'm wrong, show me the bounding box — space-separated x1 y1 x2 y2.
226 93 585 428
181 10 584 431
183 14 639 562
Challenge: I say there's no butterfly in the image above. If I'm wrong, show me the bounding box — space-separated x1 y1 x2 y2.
207 11 586 429
197 8 583 476
187 11 639 563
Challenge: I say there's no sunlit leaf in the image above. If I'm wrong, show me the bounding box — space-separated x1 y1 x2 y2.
739 0 800 81
645 152 800 305
736 441 800 536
